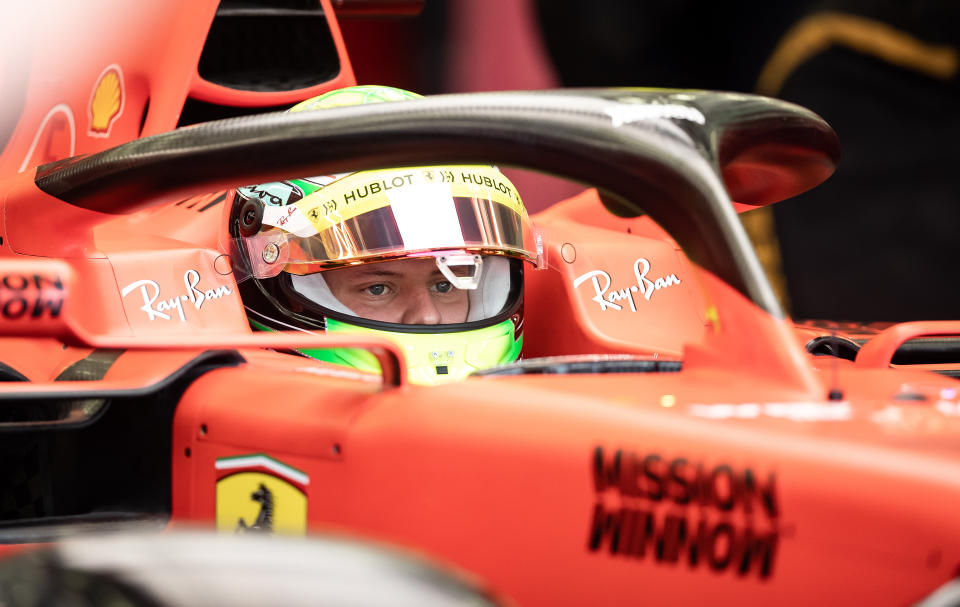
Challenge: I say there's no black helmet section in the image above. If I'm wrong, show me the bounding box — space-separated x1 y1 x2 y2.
236 196 264 237
227 187 321 333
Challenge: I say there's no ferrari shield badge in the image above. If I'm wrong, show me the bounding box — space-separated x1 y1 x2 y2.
215 454 308 535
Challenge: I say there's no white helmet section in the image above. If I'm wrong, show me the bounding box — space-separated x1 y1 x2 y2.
288 255 513 324
466 256 510 322
289 272 357 317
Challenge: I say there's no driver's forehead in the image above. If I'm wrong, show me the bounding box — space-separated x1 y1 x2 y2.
323 258 442 283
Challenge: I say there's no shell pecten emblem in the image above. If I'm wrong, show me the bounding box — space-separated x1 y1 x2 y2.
215 454 308 535
88 64 124 137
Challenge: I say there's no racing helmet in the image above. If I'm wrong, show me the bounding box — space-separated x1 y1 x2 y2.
230 86 539 384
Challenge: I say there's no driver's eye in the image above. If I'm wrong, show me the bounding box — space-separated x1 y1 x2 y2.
435 281 452 294
365 284 388 296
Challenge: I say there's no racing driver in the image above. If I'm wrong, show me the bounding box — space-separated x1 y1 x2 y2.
229 86 539 385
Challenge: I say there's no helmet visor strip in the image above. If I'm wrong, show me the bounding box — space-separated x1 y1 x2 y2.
238 166 535 279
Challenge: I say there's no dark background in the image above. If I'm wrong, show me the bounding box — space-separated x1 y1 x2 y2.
340 0 960 322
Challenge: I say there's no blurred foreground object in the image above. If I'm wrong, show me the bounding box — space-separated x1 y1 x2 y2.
0 530 499 607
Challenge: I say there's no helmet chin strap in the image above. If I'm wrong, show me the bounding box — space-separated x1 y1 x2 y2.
434 252 483 290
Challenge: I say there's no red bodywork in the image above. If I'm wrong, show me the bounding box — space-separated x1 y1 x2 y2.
0 3 959 607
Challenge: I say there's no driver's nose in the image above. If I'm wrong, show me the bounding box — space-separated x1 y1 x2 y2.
400 288 442 324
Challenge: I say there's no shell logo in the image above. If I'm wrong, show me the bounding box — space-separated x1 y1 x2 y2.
88 64 124 137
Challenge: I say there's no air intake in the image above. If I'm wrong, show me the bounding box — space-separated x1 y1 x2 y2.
197 0 340 92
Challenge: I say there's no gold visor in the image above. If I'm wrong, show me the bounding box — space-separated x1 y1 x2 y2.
241 166 536 278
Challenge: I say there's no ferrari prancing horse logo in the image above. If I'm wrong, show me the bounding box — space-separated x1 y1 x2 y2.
215 454 308 535
236 483 274 532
